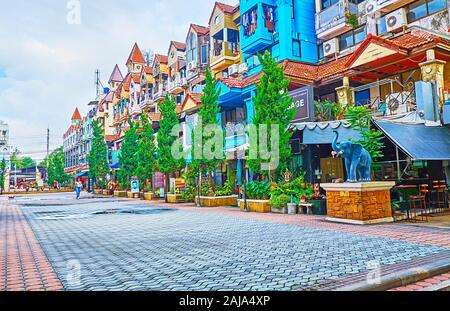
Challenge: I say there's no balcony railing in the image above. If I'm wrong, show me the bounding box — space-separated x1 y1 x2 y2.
168 75 183 93
211 41 240 65
316 0 358 37
153 84 167 100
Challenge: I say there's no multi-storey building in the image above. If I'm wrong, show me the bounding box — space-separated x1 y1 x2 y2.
63 108 85 176
152 54 169 104
209 2 241 78
167 41 187 105
0 120 11 191
185 24 211 93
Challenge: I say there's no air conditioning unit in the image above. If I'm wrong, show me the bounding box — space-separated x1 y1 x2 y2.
365 0 378 15
385 8 407 32
385 92 410 115
238 63 248 75
229 64 239 77
187 61 196 71
323 38 339 57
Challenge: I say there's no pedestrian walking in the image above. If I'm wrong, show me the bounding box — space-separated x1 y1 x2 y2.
75 179 83 200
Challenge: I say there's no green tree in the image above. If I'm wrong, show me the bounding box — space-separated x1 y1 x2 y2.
157 95 185 201
118 119 139 189
0 158 6 194
135 112 157 192
191 69 222 194
345 105 384 163
87 121 110 189
248 51 294 180
47 147 69 186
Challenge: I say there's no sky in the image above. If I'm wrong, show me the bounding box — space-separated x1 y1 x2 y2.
0 0 237 162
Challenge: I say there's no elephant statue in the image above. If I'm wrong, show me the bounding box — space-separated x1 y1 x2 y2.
332 130 372 183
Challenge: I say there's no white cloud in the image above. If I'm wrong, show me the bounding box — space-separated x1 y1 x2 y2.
0 0 237 160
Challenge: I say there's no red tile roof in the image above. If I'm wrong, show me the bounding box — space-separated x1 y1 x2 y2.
191 24 209 35
126 43 146 65
71 108 81 120
154 54 168 64
171 41 186 51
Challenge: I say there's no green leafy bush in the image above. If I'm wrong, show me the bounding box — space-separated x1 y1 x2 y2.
270 176 314 204
269 194 291 209
246 181 271 200
214 179 234 197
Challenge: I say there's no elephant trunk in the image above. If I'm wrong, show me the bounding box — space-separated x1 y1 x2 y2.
332 130 340 152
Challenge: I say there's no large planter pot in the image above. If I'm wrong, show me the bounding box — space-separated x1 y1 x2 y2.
94 189 102 195
287 203 297 215
143 192 154 201
308 199 327 215
127 191 140 199
167 194 183 203
195 195 238 207
102 189 109 196
114 190 127 198
239 199 271 213
271 206 288 214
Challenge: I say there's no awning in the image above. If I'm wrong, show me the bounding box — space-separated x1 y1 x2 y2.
75 171 89 178
292 121 361 145
375 121 450 160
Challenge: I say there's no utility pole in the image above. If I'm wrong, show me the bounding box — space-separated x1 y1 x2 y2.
95 69 101 97
46 128 50 169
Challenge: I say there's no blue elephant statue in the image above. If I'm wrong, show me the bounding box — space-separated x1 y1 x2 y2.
332 130 372 183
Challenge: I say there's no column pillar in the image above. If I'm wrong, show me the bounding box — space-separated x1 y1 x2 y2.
335 76 355 107
420 49 447 108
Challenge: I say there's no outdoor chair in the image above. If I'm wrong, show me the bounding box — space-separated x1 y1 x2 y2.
408 184 428 222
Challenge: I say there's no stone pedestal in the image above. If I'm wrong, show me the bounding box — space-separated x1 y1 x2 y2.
321 182 396 225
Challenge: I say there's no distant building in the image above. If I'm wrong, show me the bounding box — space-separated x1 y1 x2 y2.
0 120 11 167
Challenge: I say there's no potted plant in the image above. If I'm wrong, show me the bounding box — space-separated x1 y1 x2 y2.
195 180 238 207
143 183 154 201
240 181 271 213
269 194 290 214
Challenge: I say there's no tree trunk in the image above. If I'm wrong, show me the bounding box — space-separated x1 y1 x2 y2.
208 171 214 196
165 173 170 203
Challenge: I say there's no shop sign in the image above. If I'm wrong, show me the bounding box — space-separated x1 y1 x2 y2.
288 86 314 123
130 176 139 194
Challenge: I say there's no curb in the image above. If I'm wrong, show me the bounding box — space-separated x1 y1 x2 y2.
335 258 450 291
419 280 450 291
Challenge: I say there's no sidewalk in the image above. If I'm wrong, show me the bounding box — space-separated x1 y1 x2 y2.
0 204 63 291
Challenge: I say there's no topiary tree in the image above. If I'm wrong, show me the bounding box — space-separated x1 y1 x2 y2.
191 68 223 195
248 51 294 181
157 95 185 201
87 121 110 189
118 119 139 189
0 158 6 194
135 112 157 192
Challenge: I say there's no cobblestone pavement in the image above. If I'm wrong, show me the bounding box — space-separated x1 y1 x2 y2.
1 193 447 291
0 200 63 291
390 273 450 291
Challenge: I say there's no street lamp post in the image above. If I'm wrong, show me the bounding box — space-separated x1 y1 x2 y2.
243 166 248 213
197 172 201 208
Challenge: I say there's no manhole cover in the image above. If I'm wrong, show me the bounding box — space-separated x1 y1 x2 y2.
93 208 176 215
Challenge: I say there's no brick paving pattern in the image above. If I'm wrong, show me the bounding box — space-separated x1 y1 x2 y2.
1 194 450 291
12 195 449 291
0 202 63 291
390 273 450 291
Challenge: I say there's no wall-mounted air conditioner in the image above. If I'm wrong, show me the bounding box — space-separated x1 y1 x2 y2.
385 8 407 32
238 63 248 75
229 64 239 77
187 61 197 71
323 38 339 58
365 0 378 15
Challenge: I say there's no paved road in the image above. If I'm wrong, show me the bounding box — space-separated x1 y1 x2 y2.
1 193 450 291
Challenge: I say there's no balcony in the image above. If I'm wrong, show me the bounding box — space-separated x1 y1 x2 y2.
168 75 184 94
153 84 167 101
210 41 240 72
316 0 359 40
225 133 248 152
241 3 276 55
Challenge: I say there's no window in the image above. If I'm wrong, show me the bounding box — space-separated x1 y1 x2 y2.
338 26 367 51
318 43 324 59
407 0 427 22
201 45 208 64
339 31 354 50
426 0 447 14
292 39 301 58
377 15 387 34
354 26 366 44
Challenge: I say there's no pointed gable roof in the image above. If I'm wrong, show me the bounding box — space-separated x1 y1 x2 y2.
109 64 123 83
154 54 168 64
126 43 146 65
209 2 237 24
170 41 186 51
71 108 81 120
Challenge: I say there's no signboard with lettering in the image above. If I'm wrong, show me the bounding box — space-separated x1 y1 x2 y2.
288 86 314 123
